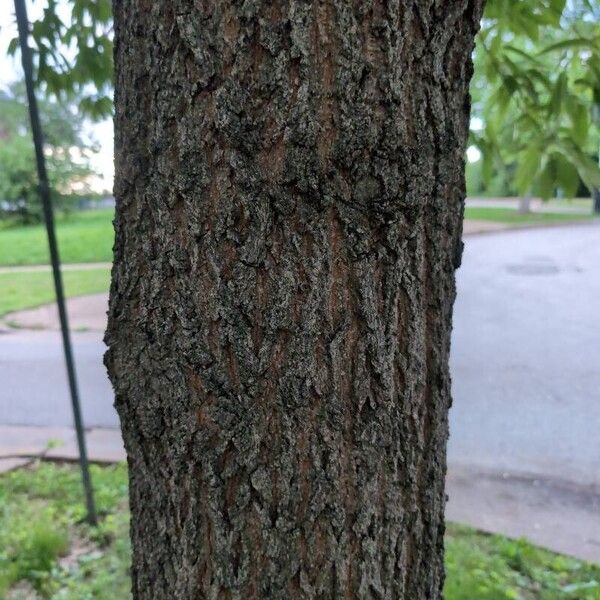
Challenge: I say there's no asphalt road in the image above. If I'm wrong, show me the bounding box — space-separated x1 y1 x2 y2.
449 223 600 486
0 329 117 428
1 223 599 486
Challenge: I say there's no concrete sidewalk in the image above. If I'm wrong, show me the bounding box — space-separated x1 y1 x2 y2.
446 465 600 563
0 425 125 465
2 292 108 331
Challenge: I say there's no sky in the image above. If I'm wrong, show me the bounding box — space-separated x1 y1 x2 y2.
0 0 114 193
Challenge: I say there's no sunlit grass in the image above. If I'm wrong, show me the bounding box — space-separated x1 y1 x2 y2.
0 268 110 317
464 206 598 225
0 209 114 266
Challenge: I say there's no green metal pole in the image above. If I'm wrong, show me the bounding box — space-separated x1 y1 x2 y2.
14 0 97 526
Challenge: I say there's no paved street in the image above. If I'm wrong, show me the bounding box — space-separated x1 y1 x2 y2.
449 222 600 487
0 329 116 428
1 223 599 484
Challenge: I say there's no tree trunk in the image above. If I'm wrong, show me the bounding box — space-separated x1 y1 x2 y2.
518 195 532 214
593 188 600 214
106 1 482 598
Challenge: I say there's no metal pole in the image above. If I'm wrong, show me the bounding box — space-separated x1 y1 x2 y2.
14 0 97 525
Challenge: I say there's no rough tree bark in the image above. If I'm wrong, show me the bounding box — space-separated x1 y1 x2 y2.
106 1 483 598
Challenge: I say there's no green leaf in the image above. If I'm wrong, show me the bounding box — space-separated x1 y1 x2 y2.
565 96 589 146
514 12 540 41
7 37 19 56
537 158 555 199
554 154 581 198
515 145 542 195
549 72 567 116
549 0 567 16
555 141 600 190
505 45 542 64
482 145 494 185
538 37 597 55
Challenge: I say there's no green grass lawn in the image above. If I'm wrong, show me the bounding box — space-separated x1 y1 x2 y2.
544 198 593 211
0 463 130 599
464 206 598 225
1 463 598 599
0 269 110 318
0 210 114 266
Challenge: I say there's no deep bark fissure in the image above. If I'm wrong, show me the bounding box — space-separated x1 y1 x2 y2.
106 1 483 598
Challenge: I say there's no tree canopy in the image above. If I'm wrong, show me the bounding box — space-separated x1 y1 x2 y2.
472 0 600 198
0 82 96 222
6 0 600 199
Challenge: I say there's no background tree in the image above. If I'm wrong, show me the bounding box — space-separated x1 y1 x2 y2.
0 82 96 223
470 0 600 211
